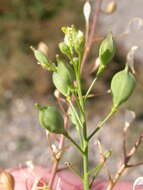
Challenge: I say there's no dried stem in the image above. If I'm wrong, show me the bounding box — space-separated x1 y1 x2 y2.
48 111 68 189
81 0 103 73
107 133 143 190
107 164 127 190
123 127 127 162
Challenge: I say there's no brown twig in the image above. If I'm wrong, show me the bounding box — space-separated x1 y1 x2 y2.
107 133 143 190
48 92 69 189
81 0 103 73
123 127 127 163
48 116 68 189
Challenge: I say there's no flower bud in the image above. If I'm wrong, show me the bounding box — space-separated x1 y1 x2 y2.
38 42 48 55
61 26 84 55
97 32 115 76
74 30 85 54
111 67 136 108
59 42 71 58
52 59 74 96
36 104 65 135
83 1 91 23
61 26 77 49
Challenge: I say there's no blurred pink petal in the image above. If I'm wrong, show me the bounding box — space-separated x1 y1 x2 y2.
0 166 141 190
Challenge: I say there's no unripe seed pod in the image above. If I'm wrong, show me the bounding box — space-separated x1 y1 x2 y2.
97 32 115 76
111 68 136 108
99 32 115 66
52 59 74 96
36 104 65 135
31 47 49 65
31 46 56 71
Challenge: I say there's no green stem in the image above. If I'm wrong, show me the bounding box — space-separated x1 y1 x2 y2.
88 107 117 141
84 77 97 101
65 162 83 180
76 67 90 190
65 133 83 154
75 61 89 190
83 139 89 190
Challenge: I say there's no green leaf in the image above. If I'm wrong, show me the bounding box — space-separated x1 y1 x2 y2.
68 106 78 126
52 59 74 96
111 67 136 108
36 104 65 135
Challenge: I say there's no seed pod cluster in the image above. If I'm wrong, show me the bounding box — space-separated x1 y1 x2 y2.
111 67 136 108
36 104 65 135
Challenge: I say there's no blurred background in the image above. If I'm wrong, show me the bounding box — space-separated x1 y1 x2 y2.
0 0 143 180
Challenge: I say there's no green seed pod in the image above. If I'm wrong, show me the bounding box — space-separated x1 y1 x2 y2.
31 47 49 64
99 32 115 65
59 42 71 58
97 32 115 76
31 47 56 71
111 68 136 108
52 59 74 96
36 104 65 134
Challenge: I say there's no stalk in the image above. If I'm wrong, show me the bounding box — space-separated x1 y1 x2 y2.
83 138 89 190
76 67 89 190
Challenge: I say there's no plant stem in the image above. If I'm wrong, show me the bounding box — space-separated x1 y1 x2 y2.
83 139 89 190
65 133 83 154
88 107 117 141
48 160 59 188
106 164 127 190
48 117 68 189
76 67 90 190
84 77 97 101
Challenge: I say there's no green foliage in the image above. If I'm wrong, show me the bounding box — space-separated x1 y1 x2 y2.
111 66 136 108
